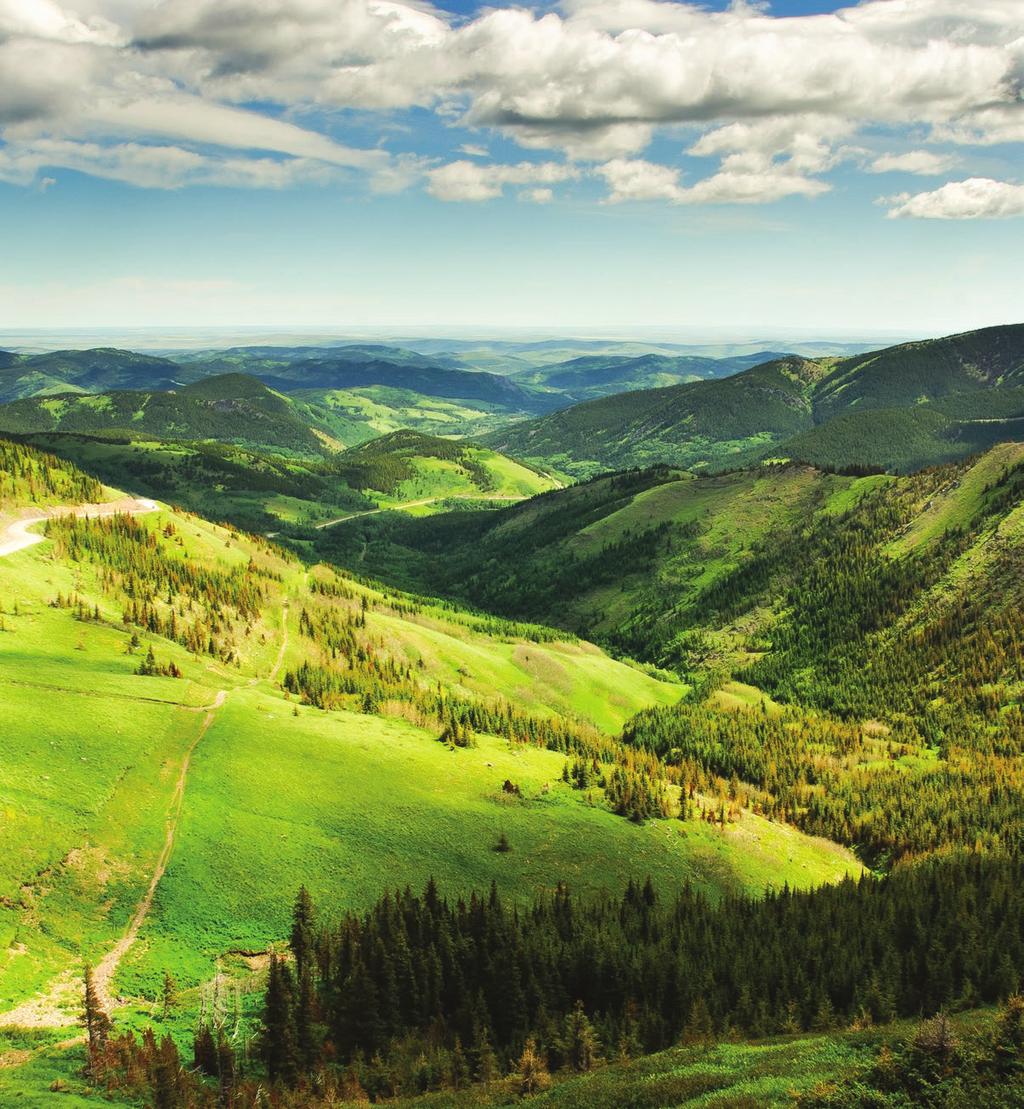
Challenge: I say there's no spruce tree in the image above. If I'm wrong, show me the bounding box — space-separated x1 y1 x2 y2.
260 952 299 1085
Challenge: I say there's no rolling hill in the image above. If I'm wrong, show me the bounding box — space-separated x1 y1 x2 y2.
0 374 331 457
0 344 565 446
485 324 1024 476
0 347 185 402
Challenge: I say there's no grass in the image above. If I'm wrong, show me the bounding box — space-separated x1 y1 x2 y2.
370 610 681 732
118 685 861 999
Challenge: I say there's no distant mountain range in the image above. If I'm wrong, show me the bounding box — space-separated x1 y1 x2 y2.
2 325 1023 478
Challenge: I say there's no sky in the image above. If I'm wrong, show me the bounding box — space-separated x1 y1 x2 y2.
0 0 1022 336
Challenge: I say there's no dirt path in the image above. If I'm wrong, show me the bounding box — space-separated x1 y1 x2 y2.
268 600 290 684
90 689 226 1013
314 492 524 530
0 689 228 1029
0 497 159 558
0 499 292 1028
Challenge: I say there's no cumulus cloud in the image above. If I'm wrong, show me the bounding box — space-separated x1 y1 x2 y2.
885 177 1024 219
426 160 577 201
0 0 1021 207
598 157 829 205
870 150 961 175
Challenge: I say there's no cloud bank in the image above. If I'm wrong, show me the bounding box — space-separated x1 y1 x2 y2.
0 0 1021 211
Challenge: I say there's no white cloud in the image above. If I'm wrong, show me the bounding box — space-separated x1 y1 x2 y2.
519 187 554 204
598 157 829 205
426 160 576 202
0 137 338 189
869 150 961 175
598 158 685 202
885 177 1024 219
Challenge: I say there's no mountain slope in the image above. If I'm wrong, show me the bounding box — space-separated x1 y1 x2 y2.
485 325 1024 476
811 322 1024 420
0 438 863 1038
485 357 821 475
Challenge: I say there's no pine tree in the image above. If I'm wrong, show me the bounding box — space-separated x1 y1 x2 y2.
562 1000 600 1072
290 885 316 979
449 1036 470 1089
682 997 713 1045
472 1021 499 1085
152 1034 184 1109
516 1037 551 1095
161 970 177 1018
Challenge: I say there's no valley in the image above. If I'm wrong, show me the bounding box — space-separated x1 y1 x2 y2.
1 324 1024 1106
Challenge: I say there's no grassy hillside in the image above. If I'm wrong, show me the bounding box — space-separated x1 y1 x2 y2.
330 429 559 514
0 439 862 1069
5 434 1024 1105
485 325 1024 477
314 442 1024 863
0 374 330 457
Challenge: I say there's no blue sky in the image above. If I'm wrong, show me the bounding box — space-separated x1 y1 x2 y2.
1 0 1021 335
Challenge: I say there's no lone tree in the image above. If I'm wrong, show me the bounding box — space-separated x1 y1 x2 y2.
516 1037 551 1095
82 964 110 1078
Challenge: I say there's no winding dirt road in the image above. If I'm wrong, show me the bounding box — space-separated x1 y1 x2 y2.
0 496 159 558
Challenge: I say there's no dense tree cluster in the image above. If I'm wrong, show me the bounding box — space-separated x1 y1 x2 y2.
0 437 102 508
232 855 1024 1099
623 700 1024 863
